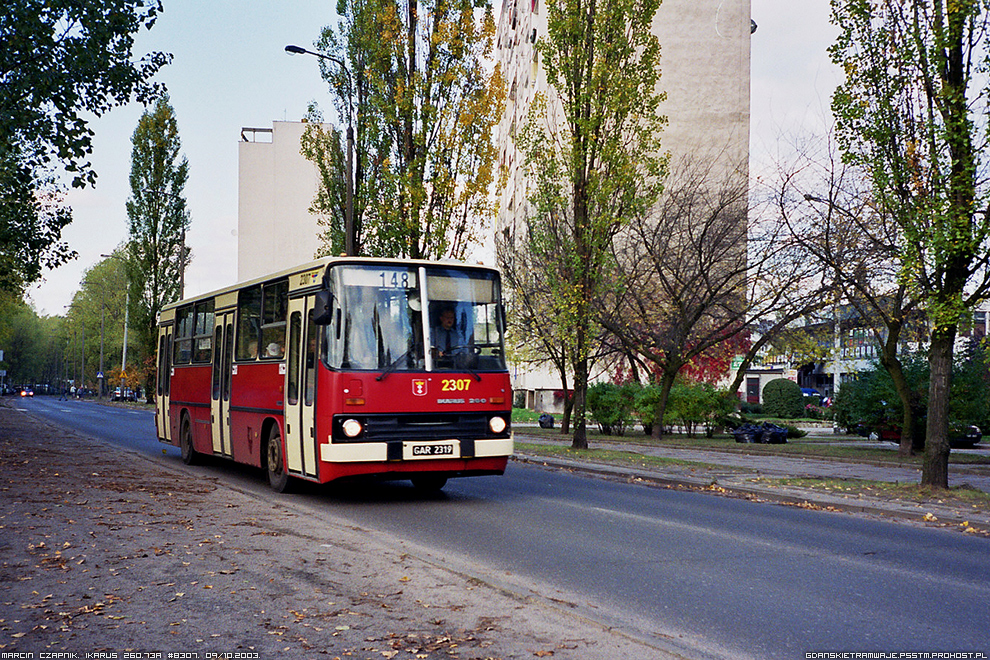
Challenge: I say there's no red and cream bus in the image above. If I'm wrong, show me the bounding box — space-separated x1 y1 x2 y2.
155 257 513 492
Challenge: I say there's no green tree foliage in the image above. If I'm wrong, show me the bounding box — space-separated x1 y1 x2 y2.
301 0 504 259
0 293 67 390
761 378 805 420
829 0 990 486
65 256 132 396
0 0 169 293
0 150 75 293
125 96 190 394
832 346 990 446
517 0 666 449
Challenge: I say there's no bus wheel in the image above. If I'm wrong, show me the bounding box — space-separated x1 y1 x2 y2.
266 425 290 492
180 413 198 465
411 475 447 492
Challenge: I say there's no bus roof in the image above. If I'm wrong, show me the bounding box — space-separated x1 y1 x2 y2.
160 256 500 314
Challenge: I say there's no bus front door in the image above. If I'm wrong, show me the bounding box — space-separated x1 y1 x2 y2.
284 296 318 479
211 312 234 458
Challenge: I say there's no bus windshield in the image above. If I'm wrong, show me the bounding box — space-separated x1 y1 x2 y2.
324 264 506 373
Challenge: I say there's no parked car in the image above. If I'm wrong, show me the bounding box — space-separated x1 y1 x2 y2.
112 387 137 402
859 421 983 449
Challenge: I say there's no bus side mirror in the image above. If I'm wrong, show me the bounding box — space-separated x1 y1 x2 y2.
312 290 333 325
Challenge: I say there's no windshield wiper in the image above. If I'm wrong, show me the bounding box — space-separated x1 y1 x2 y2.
376 350 414 382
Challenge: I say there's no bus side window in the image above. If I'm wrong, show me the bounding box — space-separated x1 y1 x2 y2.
287 311 301 405
261 279 288 359
193 300 215 363
174 305 193 364
236 285 262 360
305 312 317 406
157 334 167 396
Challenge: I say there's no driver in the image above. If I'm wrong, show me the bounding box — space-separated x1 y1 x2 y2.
433 306 461 357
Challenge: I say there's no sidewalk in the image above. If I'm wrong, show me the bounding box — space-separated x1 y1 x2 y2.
513 429 990 534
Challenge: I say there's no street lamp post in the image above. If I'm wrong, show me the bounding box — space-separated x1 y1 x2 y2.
285 44 356 256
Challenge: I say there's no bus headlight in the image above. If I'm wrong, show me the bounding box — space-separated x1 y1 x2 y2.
341 418 364 438
489 416 507 434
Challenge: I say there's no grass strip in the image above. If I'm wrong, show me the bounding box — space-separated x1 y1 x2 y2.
514 441 745 473
513 427 990 465
749 476 990 508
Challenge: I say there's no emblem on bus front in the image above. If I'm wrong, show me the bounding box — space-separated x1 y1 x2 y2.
412 379 427 396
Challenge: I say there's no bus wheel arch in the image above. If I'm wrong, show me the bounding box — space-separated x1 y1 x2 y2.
264 419 290 492
179 410 198 465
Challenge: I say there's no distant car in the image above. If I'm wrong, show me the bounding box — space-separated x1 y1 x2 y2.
19 388 33 397
950 425 983 449
111 387 137 402
863 421 982 449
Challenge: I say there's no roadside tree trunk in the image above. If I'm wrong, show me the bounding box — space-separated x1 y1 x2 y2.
922 329 955 488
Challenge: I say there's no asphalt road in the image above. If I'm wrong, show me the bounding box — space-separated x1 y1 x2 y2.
14 396 990 660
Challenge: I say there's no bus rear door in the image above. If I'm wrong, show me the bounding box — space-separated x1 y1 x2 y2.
156 324 172 442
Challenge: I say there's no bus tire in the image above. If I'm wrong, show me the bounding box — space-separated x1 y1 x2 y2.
266 424 291 493
411 475 447 492
179 413 198 465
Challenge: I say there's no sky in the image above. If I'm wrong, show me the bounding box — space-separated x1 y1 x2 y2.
26 0 842 317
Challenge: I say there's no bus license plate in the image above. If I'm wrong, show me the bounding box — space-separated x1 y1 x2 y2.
406 442 457 459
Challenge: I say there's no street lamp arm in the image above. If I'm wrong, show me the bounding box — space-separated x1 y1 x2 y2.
285 43 357 256
284 45 351 84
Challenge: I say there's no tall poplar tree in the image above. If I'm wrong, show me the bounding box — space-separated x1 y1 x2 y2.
125 94 190 390
517 0 667 449
830 0 990 487
301 0 505 259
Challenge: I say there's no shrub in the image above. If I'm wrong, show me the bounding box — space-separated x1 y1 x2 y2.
665 381 735 437
739 401 763 415
587 382 639 435
635 381 735 437
761 379 805 419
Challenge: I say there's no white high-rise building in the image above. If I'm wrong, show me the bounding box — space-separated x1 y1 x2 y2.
237 121 325 281
494 0 753 407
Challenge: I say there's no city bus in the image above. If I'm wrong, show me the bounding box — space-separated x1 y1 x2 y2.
155 257 513 492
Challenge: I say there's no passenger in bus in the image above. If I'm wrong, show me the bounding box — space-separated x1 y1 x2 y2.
265 342 284 358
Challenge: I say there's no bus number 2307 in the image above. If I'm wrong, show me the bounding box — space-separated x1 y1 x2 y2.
441 378 472 392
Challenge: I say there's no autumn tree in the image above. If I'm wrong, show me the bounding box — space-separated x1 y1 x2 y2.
497 232 615 435
830 0 990 486
517 0 667 449
0 0 169 294
600 157 825 440
772 137 925 457
125 95 190 398
301 0 504 259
